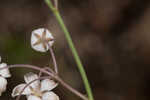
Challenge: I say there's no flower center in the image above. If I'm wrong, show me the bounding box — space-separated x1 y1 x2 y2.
30 87 43 97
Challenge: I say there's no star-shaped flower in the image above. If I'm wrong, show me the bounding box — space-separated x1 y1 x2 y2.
0 56 11 96
31 28 54 52
12 72 59 100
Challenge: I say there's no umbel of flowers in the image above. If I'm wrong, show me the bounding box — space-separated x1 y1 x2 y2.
0 28 59 100
0 28 88 100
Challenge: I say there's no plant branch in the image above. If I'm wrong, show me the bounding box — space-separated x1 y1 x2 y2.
56 75 88 100
45 67 89 100
0 64 88 100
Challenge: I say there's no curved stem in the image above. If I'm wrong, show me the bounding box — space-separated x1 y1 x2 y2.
56 76 88 100
44 65 88 100
41 67 89 100
3 64 54 76
0 64 88 100
45 66 88 100
44 0 94 100
48 45 58 74
38 67 54 77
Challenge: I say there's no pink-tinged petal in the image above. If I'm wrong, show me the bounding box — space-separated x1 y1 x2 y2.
42 92 59 100
28 95 41 100
24 72 40 90
41 79 58 92
0 76 7 96
0 63 11 78
12 84 32 97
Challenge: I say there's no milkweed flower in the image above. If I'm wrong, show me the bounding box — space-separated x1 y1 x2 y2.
0 57 11 96
31 28 54 52
12 72 59 100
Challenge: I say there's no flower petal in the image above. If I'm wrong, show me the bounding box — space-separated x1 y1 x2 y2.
0 63 11 78
12 84 32 97
31 28 45 52
0 76 7 96
42 92 59 100
24 72 40 90
28 95 41 100
41 79 57 92
45 29 54 47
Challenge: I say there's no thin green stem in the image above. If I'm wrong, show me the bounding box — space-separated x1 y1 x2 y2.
44 0 94 100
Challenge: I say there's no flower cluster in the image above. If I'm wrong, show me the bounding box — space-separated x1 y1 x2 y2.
0 28 88 100
0 28 59 100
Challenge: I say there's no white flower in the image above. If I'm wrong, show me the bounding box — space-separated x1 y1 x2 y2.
31 28 54 52
12 72 59 100
0 57 11 96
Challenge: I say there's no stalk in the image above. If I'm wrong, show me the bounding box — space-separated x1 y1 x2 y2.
44 0 94 100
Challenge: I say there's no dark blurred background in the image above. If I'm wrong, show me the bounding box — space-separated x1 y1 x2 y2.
0 0 150 100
